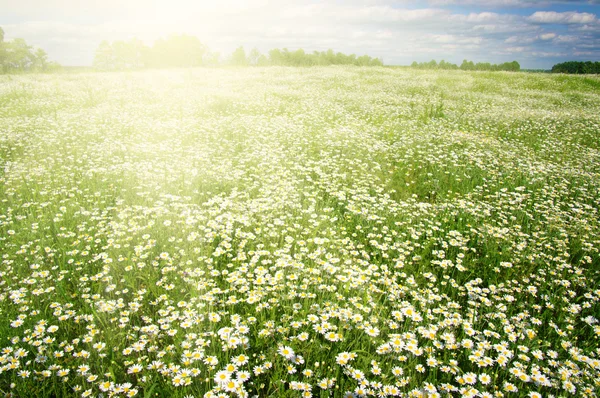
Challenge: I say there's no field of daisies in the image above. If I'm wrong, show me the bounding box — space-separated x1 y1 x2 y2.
1 67 599 398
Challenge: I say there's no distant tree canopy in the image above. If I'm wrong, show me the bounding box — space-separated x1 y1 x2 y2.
0 26 60 73
551 61 600 74
263 48 383 67
94 35 212 70
93 36 383 70
411 59 520 72
230 46 248 67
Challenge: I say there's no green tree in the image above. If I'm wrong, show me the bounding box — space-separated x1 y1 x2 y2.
551 61 600 74
357 55 373 66
268 48 283 65
370 57 383 67
291 49 307 66
257 54 269 66
32 48 48 71
260 47 382 67
93 40 113 70
123 38 145 69
411 59 518 72
460 60 475 71
94 35 208 70
230 46 248 66
248 48 261 66
4 38 35 71
0 27 6 72
149 35 207 68
203 51 221 67
0 27 59 73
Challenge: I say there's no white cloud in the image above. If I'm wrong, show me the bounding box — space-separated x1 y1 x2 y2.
531 51 568 57
429 34 483 44
463 12 501 23
505 46 527 52
554 34 578 42
528 11 597 24
504 35 536 44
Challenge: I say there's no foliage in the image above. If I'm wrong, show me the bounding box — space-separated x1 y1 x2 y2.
0 26 60 73
230 47 248 67
411 59 520 72
551 61 600 74
94 35 210 70
94 37 383 70
266 47 383 66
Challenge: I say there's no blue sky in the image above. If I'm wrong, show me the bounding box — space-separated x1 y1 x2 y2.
1 0 599 68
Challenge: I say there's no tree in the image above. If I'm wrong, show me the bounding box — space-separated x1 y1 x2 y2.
0 27 59 73
123 38 145 69
460 60 475 71
32 48 48 71
411 59 519 72
257 54 269 66
93 40 113 70
475 62 492 71
0 27 5 72
169 35 206 67
145 35 206 68
268 48 283 65
4 38 35 71
260 47 381 67
248 48 261 66
89 35 382 70
291 49 307 66
94 35 208 70
551 61 600 74
203 51 221 67
230 46 248 66
324 49 336 65
357 55 373 66
370 57 383 67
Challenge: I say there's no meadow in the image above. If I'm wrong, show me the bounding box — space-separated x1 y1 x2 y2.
0 67 599 397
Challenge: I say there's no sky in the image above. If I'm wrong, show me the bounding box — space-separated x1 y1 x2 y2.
1 0 599 69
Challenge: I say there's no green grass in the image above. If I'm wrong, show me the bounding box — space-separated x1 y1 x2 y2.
0 67 599 398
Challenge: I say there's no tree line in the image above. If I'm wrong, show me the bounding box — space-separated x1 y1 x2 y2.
93 35 383 70
0 27 60 73
410 59 521 72
550 61 600 74
93 36 216 69
249 48 383 67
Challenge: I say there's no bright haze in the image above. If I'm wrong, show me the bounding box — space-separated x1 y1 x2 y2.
1 0 599 69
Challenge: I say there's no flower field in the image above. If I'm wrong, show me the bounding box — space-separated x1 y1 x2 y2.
1 67 599 397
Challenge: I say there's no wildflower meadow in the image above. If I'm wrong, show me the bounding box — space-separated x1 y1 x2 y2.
1 67 599 397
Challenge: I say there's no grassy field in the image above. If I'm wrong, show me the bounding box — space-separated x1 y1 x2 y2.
1 67 599 397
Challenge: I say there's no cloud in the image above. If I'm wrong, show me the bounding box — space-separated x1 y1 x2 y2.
429 34 483 44
505 46 527 52
554 34 578 42
531 51 568 57
505 35 536 44
528 11 598 24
